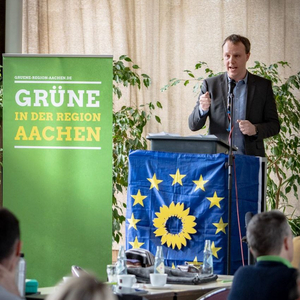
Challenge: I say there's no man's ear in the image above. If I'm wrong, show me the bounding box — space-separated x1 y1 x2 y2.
249 247 257 258
15 240 22 257
246 52 250 62
283 236 289 251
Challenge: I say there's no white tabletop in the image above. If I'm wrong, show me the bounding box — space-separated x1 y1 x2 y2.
38 274 233 297
138 275 233 294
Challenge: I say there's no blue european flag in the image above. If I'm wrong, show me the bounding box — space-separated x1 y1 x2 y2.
125 150 261 274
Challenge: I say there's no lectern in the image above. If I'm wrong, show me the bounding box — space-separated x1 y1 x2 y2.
147 133 231 154
126 150 266 274
147 133 266 210
144 133 266 273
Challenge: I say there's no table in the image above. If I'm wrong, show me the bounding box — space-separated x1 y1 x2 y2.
25 275 233 300
138 275 232 300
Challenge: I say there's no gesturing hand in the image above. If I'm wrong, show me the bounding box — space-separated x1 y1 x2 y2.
237 120 257 136
199 92 211 111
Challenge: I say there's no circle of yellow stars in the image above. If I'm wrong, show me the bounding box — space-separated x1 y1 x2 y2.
128 168 227 262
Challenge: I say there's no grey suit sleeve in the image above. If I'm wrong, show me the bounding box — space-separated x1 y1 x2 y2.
188 80 209 131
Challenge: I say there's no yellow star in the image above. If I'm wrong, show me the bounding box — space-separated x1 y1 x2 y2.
131 190 147 207
212 217 228 234
147 173 163 190
206 191 224 208
211 241 222 258
193 175 209 191
172 263 176 269
128 213 140 230
193 256 198 264
170 169 186 186
129 237 144 249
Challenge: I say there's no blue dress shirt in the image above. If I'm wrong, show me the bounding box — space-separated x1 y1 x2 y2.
230 73 248 154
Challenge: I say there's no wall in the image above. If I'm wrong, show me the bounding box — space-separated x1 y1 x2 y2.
21 0 300 223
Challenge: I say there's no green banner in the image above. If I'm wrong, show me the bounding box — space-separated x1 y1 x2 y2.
3 55 113 287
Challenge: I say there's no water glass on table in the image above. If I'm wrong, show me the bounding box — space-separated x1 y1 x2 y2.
106 264 117 283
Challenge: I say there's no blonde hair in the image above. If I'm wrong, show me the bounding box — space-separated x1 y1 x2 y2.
46 274 116 300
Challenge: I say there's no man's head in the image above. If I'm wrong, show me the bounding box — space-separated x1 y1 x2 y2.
222 34 251 82
0 208 20 264
247 210 294 261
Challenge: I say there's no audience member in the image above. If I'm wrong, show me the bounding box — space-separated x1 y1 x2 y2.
0 208 22 300
46 274 116 300
228 210 299 300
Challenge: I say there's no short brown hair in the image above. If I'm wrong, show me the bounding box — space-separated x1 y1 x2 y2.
222 34 251 54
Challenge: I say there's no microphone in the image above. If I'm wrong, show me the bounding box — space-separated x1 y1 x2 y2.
229 80 236 95
227 80 236 112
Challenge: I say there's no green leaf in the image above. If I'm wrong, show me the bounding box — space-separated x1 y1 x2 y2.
156 101 163 108
171 79 181 86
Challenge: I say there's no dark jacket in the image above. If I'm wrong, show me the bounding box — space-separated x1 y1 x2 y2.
228 261 299 300
188 72 280 157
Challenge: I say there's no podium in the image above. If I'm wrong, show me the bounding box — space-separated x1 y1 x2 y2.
147 133 266 211
147 134 232 154
144 134 266 273
126 150 266 274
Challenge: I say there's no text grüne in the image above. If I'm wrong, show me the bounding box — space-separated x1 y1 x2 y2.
15 86 100 107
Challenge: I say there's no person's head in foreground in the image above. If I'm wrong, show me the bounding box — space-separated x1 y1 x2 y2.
228 210 299 300
247 210 294 261
46 274 116 300
0 208 21 266
0 208 22 299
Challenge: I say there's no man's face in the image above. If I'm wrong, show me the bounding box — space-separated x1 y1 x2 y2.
223 41 250 82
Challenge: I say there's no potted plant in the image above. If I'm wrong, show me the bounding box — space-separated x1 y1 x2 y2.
112 55 162 242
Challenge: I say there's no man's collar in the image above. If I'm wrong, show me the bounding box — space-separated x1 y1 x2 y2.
227 71 248 84
256 255 293 268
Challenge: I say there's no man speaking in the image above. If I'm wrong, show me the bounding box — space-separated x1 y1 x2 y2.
188 34 280 157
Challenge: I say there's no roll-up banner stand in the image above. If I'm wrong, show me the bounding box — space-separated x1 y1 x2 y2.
3 55 113 286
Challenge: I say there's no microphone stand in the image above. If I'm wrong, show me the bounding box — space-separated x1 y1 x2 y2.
226 83 235 275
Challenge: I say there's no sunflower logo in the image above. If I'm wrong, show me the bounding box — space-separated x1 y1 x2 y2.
153 202 197 250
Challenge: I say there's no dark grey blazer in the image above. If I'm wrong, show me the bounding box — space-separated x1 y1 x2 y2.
188 72 280 157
